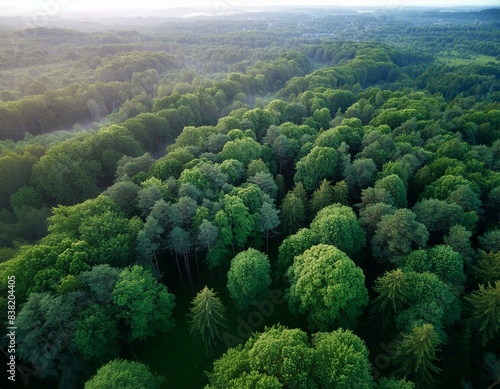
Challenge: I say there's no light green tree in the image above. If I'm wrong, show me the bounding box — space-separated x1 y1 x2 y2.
286 244 368 330
311 329 374 388
84 359 165 389
310 204 366 257
112 265 175 341
227 249 272 312
294 146 338 191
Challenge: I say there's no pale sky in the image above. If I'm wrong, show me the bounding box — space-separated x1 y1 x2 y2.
0 0 497 14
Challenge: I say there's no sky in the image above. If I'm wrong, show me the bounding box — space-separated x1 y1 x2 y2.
0 0 497 14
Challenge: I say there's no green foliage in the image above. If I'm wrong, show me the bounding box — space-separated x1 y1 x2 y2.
372 209 429 263
16 291 81 379
287 244 368 330
188 286 226 354
377 378 415 389
294 146 338 191
112 265 175 341
396 271 461 341
207 325 314 389
207 324 377 389
227 249 272 312
443 225 476 265
310 204 366 257
359 203 396 239
311 329 374 388
420 175 480 201
395 324 441 389
413 199 465 234
375 174 408 208
280 192 306 235
465 281 500 346
479 229 500 252
310 179 334 215
277 228 318 276
472 251 500 284
373 269 409 314
73 305 119 363
247 326 315 389
84 359 165 389
400 246 466 287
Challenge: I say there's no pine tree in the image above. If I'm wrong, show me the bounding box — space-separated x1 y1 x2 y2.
396 324 441 388
465 281 500 346
310 179 334 215
188 286 227 355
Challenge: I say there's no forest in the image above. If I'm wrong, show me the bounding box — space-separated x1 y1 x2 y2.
0 5 499 389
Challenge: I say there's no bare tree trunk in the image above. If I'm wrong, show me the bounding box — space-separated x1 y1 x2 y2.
128 340 138 360
218 265 224 284
175 252 184 287
184 251 194 294
194 250 201 281
487 379 500 389
153 253 161 278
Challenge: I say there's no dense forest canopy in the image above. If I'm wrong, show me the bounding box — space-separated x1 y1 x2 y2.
0 5 499 389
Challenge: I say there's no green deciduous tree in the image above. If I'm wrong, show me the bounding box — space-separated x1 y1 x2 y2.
472 251 500 284
444 225 476 265
206 325 315 389
400 246 466 287
372 209 429 263
413 199 464 234
277 228 318 276
310 204 366 257
72 305 120 364
286 244 368 330
112 265 175 341
227 249 272 312
375 174 408 208
311 329 374 388
16 292 81 379
479 229 500 252
84 359 165 389
294 146 338 191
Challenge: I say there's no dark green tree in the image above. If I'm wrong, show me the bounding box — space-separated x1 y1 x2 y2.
280 192 306 235
465 281 500 346
372 209 429 263
395 324 441 389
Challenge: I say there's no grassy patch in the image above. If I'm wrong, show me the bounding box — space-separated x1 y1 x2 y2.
437 52 499 67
